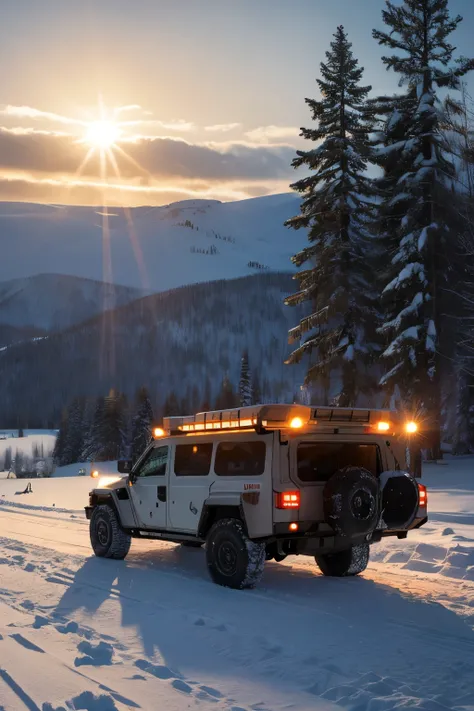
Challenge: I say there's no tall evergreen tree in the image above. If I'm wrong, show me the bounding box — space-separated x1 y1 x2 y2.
96 390 127 462
163 391 180 416
81 395 105 462
285 26 378 407
63 398 85 465
215 374 237 410
239 351 252 407
53 409 69 466
373 0 473 456
3 447 12 473
131 387 154 463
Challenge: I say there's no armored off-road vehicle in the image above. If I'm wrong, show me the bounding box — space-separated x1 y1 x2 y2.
85 404 428 589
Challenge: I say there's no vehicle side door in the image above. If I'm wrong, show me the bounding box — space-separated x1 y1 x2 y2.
129 443 170 529
168 440 213 533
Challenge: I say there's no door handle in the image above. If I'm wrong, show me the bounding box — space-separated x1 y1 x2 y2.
157 486 167 503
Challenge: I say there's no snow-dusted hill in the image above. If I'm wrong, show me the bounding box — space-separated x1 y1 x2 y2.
0 193 302 291
0 273 143 331
0 272 305 427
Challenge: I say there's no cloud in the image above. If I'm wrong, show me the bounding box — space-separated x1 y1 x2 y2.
0 174 291 207
121 119 196 131
0 105 84 126
0 104 195 133
204 123 241 133
244 125 300 144
113 104 142 116
0 128 295 182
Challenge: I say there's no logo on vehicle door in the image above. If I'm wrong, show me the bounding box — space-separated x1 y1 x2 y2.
243 482 261 492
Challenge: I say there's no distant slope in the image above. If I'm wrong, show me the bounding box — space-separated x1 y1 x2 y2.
0 193 302 291
0 274 143 330
0 272 305 427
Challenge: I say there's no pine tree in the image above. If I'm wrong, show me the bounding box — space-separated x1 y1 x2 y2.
95 390 127 462
4 447 12 472
285 26 378 407
239 351 252 406
131 387 154 463
163 391 180 416
373 0 473 456
215 375 237 410
63 398 85 465
53 409 69 466
80 397 98 462
81 396 106 462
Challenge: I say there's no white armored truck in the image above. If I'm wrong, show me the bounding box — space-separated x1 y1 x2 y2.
85 404 428 589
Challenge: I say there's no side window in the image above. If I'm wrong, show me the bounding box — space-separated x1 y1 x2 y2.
215 441 266 476
174 443 213 477
135 445 168 478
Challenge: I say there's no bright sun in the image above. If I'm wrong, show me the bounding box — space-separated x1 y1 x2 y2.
85 120 121 149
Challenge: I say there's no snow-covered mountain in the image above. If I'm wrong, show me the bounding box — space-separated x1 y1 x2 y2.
0 193 302 291
0 272 305 427
0 274 143 331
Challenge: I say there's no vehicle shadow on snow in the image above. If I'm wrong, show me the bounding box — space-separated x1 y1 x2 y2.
52 543 474 702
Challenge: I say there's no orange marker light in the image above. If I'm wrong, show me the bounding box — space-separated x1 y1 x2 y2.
377 421 391 432
153 427 165 438
91 470 99 478
289 522 299 532
406 422 418 434
290 417 304 429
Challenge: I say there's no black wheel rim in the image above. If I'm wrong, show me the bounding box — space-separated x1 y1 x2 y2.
351 489 374 521
216 540 238 577
97 518 110 546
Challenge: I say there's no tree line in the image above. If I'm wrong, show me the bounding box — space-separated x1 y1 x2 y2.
285 0 474 457
53 351 262 466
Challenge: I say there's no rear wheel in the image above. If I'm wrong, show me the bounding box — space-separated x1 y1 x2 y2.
315 543 370 577
90 504 131 560
206 518 265 589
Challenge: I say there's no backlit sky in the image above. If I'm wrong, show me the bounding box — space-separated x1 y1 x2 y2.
1 0 473 206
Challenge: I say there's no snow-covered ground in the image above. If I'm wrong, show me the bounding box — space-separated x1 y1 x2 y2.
0 458 473 710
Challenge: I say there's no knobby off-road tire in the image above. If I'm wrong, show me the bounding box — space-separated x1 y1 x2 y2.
315 542 370 577
90 504 131 560
206 518 265 589
324 466 379 538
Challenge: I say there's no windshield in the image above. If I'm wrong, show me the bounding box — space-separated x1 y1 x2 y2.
296 442 380 482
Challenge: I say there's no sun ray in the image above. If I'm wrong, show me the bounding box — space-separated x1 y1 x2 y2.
113 143 154 181
107 148 150 290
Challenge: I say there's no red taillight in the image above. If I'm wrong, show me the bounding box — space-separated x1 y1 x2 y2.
275 491 300 509
418 483 428 508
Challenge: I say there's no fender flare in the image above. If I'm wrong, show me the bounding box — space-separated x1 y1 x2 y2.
197 495 247 538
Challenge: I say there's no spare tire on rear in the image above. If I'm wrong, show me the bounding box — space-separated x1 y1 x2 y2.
323 466 379 538
380 470 418 529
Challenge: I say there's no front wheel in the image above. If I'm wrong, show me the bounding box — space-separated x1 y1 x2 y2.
206 518 265 589
315 543 369 577
90 504 131 560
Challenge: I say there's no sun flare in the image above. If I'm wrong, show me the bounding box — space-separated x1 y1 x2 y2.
85 120 121 149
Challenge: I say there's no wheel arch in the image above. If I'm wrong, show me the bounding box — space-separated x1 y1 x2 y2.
198 498 247 538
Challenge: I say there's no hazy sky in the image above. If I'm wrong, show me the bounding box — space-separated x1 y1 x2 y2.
0 0 473 206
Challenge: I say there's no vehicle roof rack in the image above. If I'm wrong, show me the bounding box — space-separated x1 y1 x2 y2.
163 403 398 435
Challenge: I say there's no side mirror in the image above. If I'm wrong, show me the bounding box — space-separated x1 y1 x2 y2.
117 459 132 474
